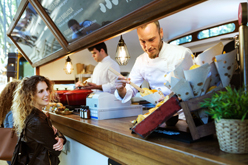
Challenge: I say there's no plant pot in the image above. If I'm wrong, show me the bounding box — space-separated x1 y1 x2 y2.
215 119 248 154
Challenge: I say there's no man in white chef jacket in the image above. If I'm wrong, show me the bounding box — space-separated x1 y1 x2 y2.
76 42 120 94
114 21 192 103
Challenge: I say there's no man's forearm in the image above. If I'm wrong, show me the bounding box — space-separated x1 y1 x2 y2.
97 85 103 90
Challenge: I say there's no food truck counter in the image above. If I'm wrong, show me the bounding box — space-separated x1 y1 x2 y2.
49 112 248 165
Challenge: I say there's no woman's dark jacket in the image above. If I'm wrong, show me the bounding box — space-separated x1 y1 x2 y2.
20 108 66 165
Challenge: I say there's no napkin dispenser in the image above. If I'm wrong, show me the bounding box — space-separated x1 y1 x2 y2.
86 92 143 120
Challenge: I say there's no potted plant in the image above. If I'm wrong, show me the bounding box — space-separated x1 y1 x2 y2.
201 85 248 154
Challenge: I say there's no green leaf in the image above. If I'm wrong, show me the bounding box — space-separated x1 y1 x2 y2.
200 85 248 120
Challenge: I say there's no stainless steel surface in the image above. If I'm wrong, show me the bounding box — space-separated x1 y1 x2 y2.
239 25 248 88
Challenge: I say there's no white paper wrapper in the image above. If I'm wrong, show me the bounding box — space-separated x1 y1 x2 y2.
171 77 180 89
195 42 224 65
209 62 221 87
173 53 193 79
164 81 171 89
184 63 211 97
164 71 175 84
197 109 209 124
171 78 194 101
201 72 211 96
215 49 237 87
142 92 164 105
164 71 176 89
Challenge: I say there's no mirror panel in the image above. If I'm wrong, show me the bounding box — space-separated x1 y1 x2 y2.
38 0 153 42
10 2 63 64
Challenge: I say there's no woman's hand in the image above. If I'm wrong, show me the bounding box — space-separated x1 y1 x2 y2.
52 125 57 135
53 137 64 151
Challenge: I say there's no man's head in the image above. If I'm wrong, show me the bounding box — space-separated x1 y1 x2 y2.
88 42 108 62
137 21 163 59
68 19 81 32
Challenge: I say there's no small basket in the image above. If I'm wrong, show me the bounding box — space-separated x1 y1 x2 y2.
215 119 248 154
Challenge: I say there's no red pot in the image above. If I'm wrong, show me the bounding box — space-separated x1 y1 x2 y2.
64 89 93 106
56 90 69 105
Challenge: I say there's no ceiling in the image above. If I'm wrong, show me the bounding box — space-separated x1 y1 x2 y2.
108 0 245 45
160 0 244 42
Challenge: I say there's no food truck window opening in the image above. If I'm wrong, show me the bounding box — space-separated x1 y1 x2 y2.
169 35 192 45
198 23 236 39
168 21 238 45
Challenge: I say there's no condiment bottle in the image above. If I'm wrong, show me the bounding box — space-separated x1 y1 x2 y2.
84 106 91 119
80 105 85 119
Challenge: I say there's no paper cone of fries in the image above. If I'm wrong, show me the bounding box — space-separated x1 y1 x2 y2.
164 71 176 89
173 53 194 79
195 42 224 65
201 72 211 96
184 63 211 97
214 49 237 87
142 92 164 105
209 62 221 87
171 78 194 101
170 77 180 89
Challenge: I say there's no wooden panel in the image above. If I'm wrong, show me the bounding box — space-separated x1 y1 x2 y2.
181 102 199 140
35 66 40 75
53 122 164 165
196 121 216 138
49 113 245 165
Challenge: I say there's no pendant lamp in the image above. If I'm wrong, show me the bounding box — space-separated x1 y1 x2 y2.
115 35 130 65
63 56 74 74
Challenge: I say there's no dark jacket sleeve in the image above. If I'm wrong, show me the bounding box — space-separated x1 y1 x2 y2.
26 113 61 156
56 130 67 145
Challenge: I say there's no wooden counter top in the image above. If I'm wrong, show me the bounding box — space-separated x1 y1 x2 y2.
49 112 248 165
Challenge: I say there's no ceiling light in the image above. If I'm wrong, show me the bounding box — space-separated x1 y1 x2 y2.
115 35 130 65
64 56 74 74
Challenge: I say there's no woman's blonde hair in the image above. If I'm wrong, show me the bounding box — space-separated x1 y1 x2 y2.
12 75 55 134
0 79 20 125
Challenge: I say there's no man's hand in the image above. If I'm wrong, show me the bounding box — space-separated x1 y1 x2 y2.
75 81 83 88
83 82 102 90
115 76 130 98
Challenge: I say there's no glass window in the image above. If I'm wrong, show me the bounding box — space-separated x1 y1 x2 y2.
10 3 62 64
169 35 192 45
198 23 235 39
38 0 153 43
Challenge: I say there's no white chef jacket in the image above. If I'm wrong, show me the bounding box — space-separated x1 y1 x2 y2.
86 56 120 94
115 42 192 103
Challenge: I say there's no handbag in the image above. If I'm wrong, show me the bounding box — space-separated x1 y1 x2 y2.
0 127 18 161
11 113 42 165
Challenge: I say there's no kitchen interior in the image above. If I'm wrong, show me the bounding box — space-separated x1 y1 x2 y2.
6 0 248 164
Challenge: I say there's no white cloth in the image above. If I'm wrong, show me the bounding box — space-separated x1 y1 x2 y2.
115 42 192 103
86 56 120 94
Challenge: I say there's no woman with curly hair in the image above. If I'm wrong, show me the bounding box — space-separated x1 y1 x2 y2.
0 79 20 165
12 75 66 165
